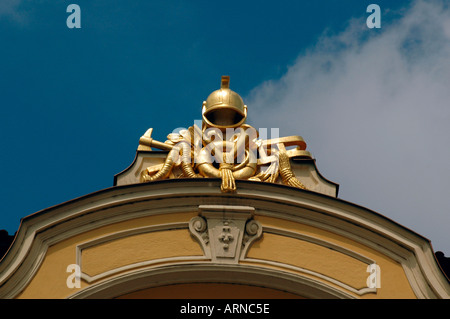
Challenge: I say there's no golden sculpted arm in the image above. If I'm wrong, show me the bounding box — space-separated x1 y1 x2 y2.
277 144 307 190
138 126 308 192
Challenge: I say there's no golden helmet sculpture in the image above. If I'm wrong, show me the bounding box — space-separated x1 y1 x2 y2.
138 75 309 193
202 76 247 130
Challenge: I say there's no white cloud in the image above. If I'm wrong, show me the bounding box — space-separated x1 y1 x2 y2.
247 0 450 253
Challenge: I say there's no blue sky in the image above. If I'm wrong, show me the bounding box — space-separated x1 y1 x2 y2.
1 1 449 254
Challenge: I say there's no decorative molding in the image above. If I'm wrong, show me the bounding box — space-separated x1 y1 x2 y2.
73 218 375 296
262 226 376 265
241 259 376 296
189 205 262 264
0 180 448 299
75 222 209 283
74 209 372 295
68 263 357 299
237 226 377 296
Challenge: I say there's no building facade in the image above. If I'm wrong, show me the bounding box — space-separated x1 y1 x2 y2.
0 77 449 299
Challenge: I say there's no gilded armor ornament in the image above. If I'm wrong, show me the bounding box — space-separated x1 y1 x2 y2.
139 76 309 193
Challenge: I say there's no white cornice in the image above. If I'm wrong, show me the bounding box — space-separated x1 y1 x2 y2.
0 179 448 298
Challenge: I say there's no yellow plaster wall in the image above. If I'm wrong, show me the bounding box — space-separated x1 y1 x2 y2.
82 229 201 277
15 212 418 299
247 233 368 289
246 216 417 299
16 212 200 299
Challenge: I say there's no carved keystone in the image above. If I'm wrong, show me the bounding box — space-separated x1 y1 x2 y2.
189 205 262 264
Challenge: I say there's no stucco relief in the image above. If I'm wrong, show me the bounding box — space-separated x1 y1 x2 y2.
189 205 262 264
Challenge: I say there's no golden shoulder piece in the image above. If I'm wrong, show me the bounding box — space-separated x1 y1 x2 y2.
202 76 247 129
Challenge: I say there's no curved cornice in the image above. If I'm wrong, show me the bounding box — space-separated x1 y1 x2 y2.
0 179 448 298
